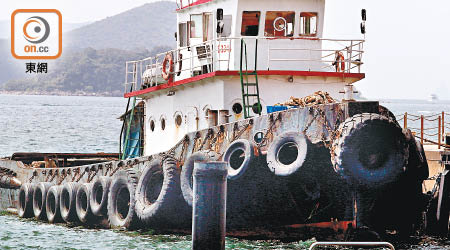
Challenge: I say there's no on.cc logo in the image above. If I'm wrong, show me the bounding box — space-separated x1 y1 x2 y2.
23 16 50 44
11 9 62 60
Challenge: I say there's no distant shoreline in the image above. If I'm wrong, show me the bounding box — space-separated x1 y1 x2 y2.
0 90 122 97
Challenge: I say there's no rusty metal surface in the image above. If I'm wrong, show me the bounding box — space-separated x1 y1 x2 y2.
0 101 423 234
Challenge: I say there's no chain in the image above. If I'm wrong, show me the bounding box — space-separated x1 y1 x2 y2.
57 170 68 185
422 173 442 232
232 123 251 142
258 115 280 148
48 170 58 182
76 169 87 182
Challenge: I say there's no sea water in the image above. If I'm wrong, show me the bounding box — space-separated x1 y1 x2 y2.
0 94 449 249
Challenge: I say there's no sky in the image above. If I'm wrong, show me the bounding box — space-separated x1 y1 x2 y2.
1 0 450 100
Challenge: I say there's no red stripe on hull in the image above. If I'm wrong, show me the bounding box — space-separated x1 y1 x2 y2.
124 70 365 98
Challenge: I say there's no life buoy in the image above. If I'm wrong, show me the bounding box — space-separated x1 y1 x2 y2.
162 52 174 81
334 52 345 72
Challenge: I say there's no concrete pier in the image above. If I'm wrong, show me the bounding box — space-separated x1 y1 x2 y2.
192 161 228 250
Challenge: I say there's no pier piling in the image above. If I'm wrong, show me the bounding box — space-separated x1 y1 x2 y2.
192 161 228 250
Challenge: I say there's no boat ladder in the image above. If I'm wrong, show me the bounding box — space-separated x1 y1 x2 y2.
239 39 262 119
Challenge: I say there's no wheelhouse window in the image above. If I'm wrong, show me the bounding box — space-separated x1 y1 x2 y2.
300 12 318 36
264 11 295 37
190 14 203 38
241 11 260 36
179 23 188 47
203 13 213 41
221 15 232 37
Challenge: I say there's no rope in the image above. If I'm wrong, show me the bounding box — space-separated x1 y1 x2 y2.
407 117 421 121
415 135 450 148
406 113 421 118
421 127 439 131
396 117 404 121
423 132 439 137
424 117 440 122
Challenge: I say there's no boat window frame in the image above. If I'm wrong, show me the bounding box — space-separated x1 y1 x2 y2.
241 11 261 36
178 22 188 47
264 11 296 37
190 14 203 39
299 12 318 37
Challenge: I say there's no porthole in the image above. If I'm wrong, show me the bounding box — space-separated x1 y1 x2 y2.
150 120 155 132
175 114 182 127
232 103 243 114
161 119 166 130
252 103 262 114
254 131 264 144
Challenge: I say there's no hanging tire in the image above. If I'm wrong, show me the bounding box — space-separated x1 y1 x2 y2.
181 151 218 206
33 182 52 220
46 185 63 223
331 113 408 188
267 132 308 176
18 183 35 218
223 139 258 180
76 183 99 224
60 182 81 222
107 169 139 229
90 176 112 217
135 157 189 227
404 129 429 181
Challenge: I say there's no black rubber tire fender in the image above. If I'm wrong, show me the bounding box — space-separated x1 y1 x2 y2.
90 176 112 217
266 132 308 176
107 169 139 229
60 182 81 222
181 151 218 206
32 182 52 220
46 185 63 223
404 128 429 181
18 183 35 218
76 183 98 224
135 157 190 227
223 139 258 180
331 113 408 188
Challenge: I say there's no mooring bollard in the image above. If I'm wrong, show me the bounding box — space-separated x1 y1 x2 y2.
192 161 227 250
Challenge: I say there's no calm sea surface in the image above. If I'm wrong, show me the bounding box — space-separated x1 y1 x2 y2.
0 94 449 249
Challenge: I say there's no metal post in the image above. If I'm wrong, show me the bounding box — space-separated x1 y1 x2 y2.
404 112 407 129
443 111 445 142
192 162 227 250
421 115 424 145
439 116 442 149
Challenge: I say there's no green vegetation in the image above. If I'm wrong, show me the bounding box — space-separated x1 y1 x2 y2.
0 1 177 95
0 46 171 96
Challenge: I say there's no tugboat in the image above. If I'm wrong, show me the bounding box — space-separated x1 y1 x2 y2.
0 0 435 240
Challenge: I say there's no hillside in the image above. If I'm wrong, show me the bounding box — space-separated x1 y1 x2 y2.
65 1 177 50
0 46 171 96
0 1 177 93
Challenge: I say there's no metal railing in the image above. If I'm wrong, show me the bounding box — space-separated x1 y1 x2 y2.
309 242 395 250
396 111 450 149
124 37 365 94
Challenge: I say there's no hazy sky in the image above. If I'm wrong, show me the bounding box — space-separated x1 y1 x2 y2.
1 0 450 100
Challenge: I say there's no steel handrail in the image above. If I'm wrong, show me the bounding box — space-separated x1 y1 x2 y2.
309 242 395 250
125 37 365 92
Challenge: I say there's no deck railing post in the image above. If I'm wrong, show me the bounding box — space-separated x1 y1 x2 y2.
404 112 408 129
439 116 442 149
421 115 424 145
443 111 445 142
